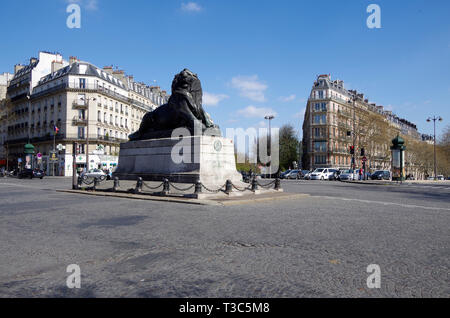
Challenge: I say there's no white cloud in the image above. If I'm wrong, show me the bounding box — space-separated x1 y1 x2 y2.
279 94 296 102
237 105 277 119
181 2 203 12
67 0 98 11
230 75 268 102
203 92 229 106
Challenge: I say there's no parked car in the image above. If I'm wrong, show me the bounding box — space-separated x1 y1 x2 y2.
371 170 391 180
33 169 45 179
280 170 292 179
304 171 313 180
18 169 34 179
81 169 107 181
328 169 340 181
338 169 356 181
437 175 444 181
310 168 335 180
287 170 302 179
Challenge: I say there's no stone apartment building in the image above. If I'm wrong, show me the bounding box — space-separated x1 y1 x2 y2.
0 72 14 164
302 74 421 172
2 52 168 176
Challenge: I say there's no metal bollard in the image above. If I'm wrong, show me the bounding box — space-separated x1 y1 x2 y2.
135 177 143 194
93 178 99 191
275 178 281 191
113 177 120 192
194 180 202 194
77 176 82 190
162 178 170 196
225 180 233 194
252 177 258 192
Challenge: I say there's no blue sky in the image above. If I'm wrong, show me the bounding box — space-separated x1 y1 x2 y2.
0 0 449 138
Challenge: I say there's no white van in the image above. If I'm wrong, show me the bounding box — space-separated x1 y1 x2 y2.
310 168 334 180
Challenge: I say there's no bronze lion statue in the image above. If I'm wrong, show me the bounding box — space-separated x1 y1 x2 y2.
129 69 220 141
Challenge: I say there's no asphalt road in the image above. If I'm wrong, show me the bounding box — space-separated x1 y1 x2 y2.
0 177 448 298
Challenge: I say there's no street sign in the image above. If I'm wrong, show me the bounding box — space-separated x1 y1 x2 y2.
50 151 58 162
37 153 42 159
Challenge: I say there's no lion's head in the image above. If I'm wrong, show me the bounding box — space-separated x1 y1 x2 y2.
171 69 202 108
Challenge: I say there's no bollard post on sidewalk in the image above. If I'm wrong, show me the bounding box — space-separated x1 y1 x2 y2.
225 180 233 194
162 178 170 196
252 177 259 192
135 177 143 194
194 180 202 194
275 178 281 191
113 177 120 192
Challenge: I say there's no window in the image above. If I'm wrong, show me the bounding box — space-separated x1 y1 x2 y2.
318 91 324 99
97 111 101 122
314 142 327 152
321 103 327 111
314 155 327 164
315 103 320 111
78 127 85 139
79 78 86 89
314 115 326 124
314 128 321 137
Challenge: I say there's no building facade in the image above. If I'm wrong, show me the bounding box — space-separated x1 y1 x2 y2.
0 72 14 165
2 52 168 176
302 74 421 172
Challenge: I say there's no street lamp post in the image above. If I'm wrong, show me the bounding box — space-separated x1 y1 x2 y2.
348 96 357 171
81 97 96 172
265 115 275 178
426 116 443 180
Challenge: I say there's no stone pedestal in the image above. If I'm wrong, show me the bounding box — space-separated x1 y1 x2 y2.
113 135 244 189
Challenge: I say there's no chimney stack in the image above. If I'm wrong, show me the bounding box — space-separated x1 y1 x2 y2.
14 64 25 74
30 57 38 65
103 66 113 75
69 56 77 65
51 60 64 73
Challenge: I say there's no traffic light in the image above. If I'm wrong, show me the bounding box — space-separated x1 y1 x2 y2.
361 148 365 156
349 146 355 154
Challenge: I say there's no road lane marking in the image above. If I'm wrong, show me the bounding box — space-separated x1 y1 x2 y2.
315 196 450 211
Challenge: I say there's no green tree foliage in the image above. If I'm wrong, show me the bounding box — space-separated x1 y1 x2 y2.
279 124 300 171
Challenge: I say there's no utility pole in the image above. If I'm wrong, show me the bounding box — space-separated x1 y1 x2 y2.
427 116 443 180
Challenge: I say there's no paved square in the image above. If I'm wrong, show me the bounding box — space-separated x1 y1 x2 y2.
0 178 448 297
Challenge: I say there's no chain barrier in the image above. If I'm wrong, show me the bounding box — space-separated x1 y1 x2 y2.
232 183 253 192
169 182 196 192
256 179 277 188
142 181 165 191
201 183 227 193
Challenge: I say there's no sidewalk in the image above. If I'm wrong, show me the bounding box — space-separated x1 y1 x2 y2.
342 179 450 186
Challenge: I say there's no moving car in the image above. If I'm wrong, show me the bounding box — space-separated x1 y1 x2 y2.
81 169 107 181
370 170 391 180
338 169 356 181
310 168 334 180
